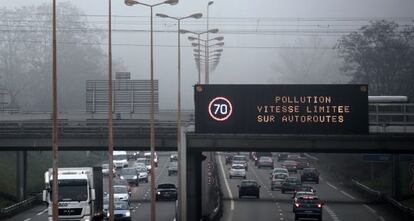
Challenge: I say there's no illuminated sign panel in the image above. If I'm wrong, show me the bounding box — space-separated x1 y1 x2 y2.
194 84 368 134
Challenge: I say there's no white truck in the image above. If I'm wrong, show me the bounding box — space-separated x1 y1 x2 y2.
43 167 103 221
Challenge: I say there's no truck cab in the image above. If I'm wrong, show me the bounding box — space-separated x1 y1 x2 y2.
43 167 103 221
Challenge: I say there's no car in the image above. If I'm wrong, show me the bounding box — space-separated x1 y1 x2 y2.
113 151 129 168
271 167 289 177
287 154 301 161
281 160 299 173
281 176 302 193
232 155 248 171
144 152 158 167
292 191 316 212
102 163 116 176
113 185 130 202
252 152 272 165
294 185 315 195
111 200 132 221
257 156 274 169
119 167 139 186
170 153 178 162
296 157 310 170
156 183 177 201
136 158 151 173
293 194 323 221
127 151 140 160
270 173 288 190
238 180 261 199
228 164 246 179
301 168 320 183
135 166 149 183
168 161 178 176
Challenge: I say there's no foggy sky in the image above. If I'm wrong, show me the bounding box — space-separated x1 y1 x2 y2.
1 0 414 109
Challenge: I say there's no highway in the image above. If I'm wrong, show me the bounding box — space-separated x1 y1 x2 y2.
217 153 402 221
4 154 177 221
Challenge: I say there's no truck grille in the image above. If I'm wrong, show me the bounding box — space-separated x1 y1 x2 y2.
59 208 83 216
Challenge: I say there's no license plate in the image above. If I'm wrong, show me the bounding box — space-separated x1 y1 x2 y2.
304 210 313 213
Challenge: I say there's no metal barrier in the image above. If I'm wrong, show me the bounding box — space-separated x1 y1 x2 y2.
0 193 42 219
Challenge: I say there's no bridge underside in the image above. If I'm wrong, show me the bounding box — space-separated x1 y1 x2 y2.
1 133 413 153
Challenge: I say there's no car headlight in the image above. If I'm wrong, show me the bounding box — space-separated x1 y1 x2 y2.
120 176 124 179
125 211 131 217
157 191 161 195
133 176 137 179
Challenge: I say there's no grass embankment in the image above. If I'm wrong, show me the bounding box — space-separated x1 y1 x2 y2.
0 151 105 208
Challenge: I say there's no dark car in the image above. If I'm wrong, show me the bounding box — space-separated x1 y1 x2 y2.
119 167 139 186
170 153 178 162
253 152 272 165
257 156 274 169
281 176 302 193
301 168 320 183
156 183 177 201
296 157 310 170
168 161 178 176
292 191 316 212
112 200 132 221
238 180 261 199
294 195 323 221
225 153 234 165
277 152 289 162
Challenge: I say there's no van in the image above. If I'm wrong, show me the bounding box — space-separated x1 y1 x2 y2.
113 151 128 168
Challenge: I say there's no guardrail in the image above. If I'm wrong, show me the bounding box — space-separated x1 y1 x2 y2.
351 179 414 220
0 193 42 219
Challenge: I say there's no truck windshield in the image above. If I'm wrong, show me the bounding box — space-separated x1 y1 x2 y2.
50 179 88 202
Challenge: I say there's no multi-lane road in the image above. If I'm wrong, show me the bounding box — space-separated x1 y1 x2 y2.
4 152 405 221
5 154 178 221
217 153 402 221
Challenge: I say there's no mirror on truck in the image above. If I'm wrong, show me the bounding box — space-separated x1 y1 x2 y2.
42 190 49 206
91 189 96 201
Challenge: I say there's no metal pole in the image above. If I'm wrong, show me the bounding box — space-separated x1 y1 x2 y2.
150 6 156 221
107 0 115 220
197 35 201 84
51 0 59 220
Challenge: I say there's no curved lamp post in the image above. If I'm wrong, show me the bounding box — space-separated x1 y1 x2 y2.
124 1 178 221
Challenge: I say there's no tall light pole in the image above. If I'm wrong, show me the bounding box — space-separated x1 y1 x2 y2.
180 28 218 84
206 0 214 84
155 12 202 221
124 1 178 221
51 0 59 220
107 0 114 221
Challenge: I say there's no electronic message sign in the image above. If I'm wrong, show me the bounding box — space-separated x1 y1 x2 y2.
194 84 368 134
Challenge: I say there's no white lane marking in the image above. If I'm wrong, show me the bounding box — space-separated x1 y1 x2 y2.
326 182 338 190
37 208 48 216
340 190 356 200
324 205 341 221
24 218 31 221
363 204 376 214
218 155 234 211
379 216 386 221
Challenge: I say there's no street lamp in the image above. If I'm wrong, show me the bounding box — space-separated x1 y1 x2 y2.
124 1 177 221
155 12 202 221
206 0 214 84
180 28 218 84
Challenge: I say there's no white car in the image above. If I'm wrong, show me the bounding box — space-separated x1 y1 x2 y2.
101 163 116 176
113 151 128 168
113 185 130 202
229 164 246 179
144 152 158 167
272 167 289 176
135 167 149 183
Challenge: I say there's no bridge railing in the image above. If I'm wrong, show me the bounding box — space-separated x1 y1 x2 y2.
0 193 42 219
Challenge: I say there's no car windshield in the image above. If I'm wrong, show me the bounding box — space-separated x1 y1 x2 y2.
274 174 288 179
102 164 109 169
286 177 299 183
114 201 129 210
260 157 272 161
137 158 150 165
304 168 316 173
158 183 176 189
233 156 246 161
232 165 245 169
114 186 127 194
241 181 258 187
121 168 136 175
136 167 147 172
273 168 287 173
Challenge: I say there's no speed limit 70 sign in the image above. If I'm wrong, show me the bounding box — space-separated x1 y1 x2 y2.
208 97 233 121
